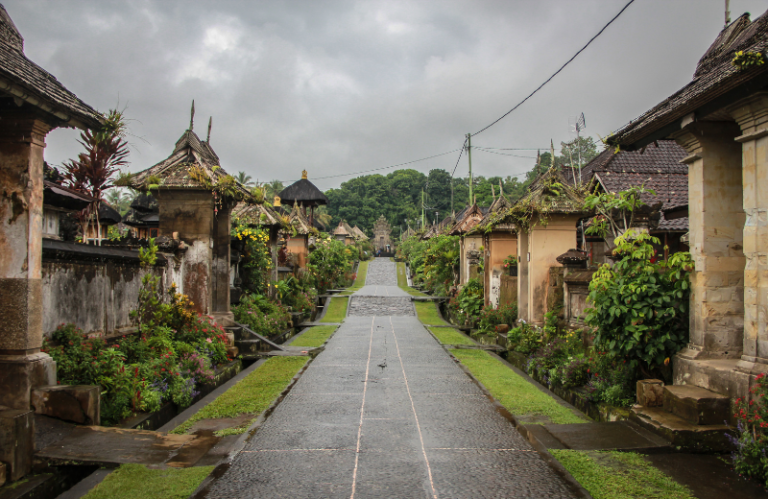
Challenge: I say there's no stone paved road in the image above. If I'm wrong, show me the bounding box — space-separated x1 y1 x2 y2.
202 259 575 499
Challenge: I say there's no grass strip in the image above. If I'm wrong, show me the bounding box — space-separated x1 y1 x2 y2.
82 463 213 499
339 260 369 295
450 349 586 424
290 326 339 347
396 262 428 297
415 301 449 325
320 296 349 323
428 326 475 346
171 356 308 435
551 450 695 499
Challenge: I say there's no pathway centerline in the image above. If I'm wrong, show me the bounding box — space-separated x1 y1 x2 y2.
202 258 576 499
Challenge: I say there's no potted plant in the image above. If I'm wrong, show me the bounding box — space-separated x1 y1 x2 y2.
503 255 518 276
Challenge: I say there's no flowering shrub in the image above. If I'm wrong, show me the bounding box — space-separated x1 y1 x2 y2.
731 373 768 486
44 314 230 424
233 293 291 336
233 222 273 295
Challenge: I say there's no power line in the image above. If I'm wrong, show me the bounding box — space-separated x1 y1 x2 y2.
474 147 537 159
470 0 636 137
280 148 460 183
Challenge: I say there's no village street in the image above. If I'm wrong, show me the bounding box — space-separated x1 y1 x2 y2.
201 258 576 499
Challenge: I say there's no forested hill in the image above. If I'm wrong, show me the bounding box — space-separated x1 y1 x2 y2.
324 169 526 237
322 137 600 237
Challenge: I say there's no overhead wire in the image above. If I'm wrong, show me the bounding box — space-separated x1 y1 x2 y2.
280 148 460 183
278 0 635 187
470 0 636 137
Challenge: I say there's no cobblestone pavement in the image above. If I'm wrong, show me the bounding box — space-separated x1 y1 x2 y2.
348 296 415 316
202 260 575 499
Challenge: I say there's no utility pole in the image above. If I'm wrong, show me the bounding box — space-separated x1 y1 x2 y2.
466 133 473 207
421 189 425 228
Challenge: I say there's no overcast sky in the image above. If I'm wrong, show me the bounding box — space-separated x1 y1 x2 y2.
6 0 767 190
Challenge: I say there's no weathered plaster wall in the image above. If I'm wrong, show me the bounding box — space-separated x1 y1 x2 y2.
287 236 308 268
484 232 516 307
42 259 166 338
157 190 213 315
522 215 579 325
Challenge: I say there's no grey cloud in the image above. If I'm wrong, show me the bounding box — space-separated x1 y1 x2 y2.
6 0 766 191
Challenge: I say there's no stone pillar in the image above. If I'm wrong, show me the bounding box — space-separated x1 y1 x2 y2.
0 116 56 410
517 229 530 322
158 190 212 316
211 203 234 326
673 121 745 360
730 93 768 373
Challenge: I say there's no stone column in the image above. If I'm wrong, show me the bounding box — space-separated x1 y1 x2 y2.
517 229 530 322
0 116 56 410
673 121 745 361
211 203 234 325
730 93 768 373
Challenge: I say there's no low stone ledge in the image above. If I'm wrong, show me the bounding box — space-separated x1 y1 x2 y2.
637 379 664 407
31 385 100 425
0 409 34 481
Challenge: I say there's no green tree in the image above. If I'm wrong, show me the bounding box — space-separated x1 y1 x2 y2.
236 171 254 187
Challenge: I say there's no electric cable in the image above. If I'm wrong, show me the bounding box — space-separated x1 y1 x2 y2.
279 148 461 183
470 0 636 137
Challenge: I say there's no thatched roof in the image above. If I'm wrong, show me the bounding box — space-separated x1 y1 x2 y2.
333 220 354 237
43 181 92 211
232 201 282 227
352 225 368 241
130 193 158 214
0 5 102 130
278 171 329 207
97 203 121 225
129 124 250 198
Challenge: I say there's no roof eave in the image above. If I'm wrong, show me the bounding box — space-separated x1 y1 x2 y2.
0 74 102 130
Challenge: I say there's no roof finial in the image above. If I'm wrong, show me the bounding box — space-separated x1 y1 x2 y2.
190 100 195 130
207 116 212 142
499 179 504 196
301 170 308 180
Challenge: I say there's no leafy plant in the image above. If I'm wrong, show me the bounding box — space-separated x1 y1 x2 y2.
585 230 693 379
732 50 766 70
477 303 518 333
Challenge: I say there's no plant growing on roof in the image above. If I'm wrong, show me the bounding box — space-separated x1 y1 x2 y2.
62 108 129 245
732 50 766 70
583 184 657 248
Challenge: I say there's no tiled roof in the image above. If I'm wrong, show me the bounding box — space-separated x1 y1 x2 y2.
610 10 768 148
583 140 689 232
0 6 101 129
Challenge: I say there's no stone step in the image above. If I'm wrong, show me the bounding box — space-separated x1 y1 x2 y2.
521 421 671 451
663 385 730 426
630 405 733 452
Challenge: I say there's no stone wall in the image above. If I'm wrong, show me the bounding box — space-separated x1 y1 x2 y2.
41 240 172 339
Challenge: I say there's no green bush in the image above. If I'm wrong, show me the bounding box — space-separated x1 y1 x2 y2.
478 303 518 333
586 230 693 380
233 293 292 336
447 278 484 327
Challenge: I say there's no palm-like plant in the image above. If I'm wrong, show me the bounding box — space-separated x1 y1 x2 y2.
265 180 284 201
236 171 254 187
62 109 129 244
